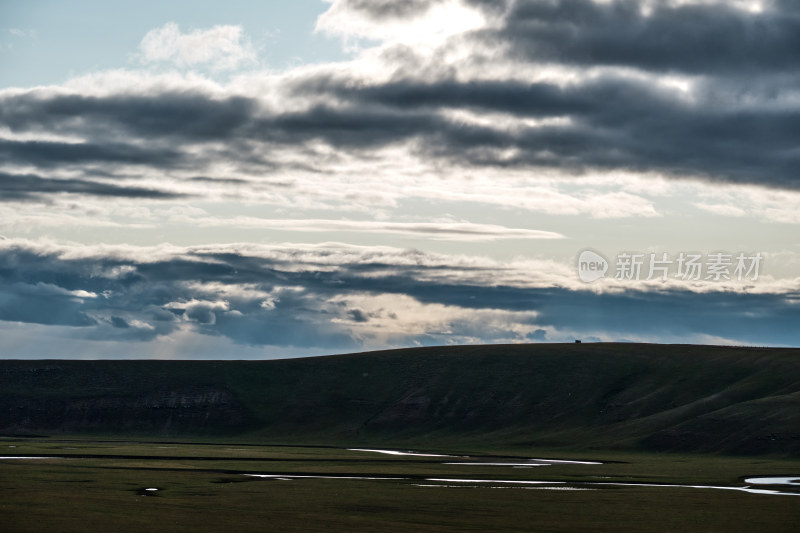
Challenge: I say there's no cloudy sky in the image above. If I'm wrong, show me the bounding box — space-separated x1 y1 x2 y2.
1 0 799 358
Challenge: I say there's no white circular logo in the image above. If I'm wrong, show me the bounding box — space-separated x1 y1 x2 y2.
577 250 608 283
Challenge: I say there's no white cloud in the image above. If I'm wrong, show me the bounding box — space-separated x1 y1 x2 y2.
327 292 541 347
694 202 747 217
138 22 257 71
692 185 800 224
4 28 36 38
316 0 486 50
163 215 564 241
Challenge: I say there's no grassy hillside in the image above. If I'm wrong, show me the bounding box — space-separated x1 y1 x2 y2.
1 343 799 455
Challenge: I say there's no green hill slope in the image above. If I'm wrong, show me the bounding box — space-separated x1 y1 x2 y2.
1 343 799 455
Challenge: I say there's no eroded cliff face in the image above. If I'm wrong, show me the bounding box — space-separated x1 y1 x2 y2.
0 363 251 435
1 388 249 435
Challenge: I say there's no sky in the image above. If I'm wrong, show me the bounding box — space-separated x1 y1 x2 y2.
1 0 799 359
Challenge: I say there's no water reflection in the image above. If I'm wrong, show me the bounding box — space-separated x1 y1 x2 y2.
744 477 800 486
0 456 57 460
347 448 457 457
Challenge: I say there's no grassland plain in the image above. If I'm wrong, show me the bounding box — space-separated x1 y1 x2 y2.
1 343 799 531
1 440 799 532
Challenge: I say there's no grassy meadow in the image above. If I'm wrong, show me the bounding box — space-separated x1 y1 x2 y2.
1 437 798 532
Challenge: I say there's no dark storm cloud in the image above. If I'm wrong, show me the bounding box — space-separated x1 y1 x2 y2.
301 75 592 115
301 74 800 187
0 243 361 348
348 308 369 322
490 0 800 75
263 104 442 147
0 172 185 200
0 139 180 167
332 0 800 76
0 92 255 140
0 282 96 327
6 70 799 191
3 0 800 196
313 0 800 188
1 81 797 190
0 241 797 349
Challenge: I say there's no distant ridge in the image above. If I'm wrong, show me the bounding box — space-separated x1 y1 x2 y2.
1 343 799 455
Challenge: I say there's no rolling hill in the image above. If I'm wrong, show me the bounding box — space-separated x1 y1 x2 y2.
1 343 799 455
